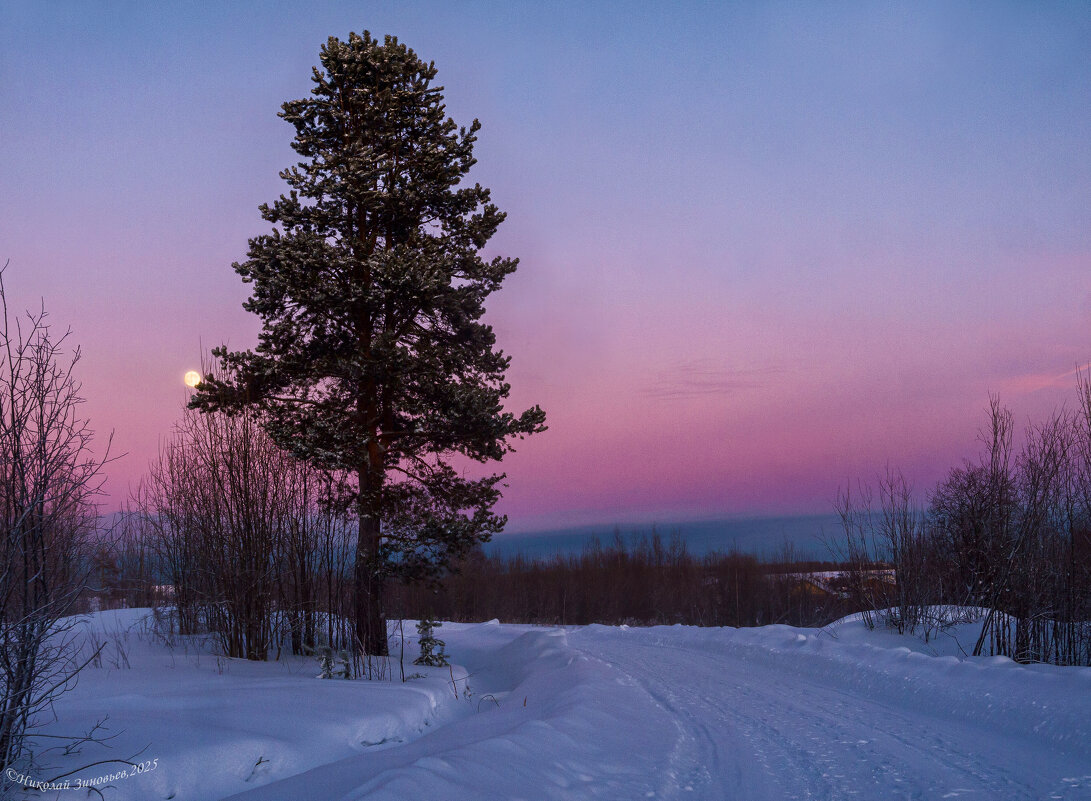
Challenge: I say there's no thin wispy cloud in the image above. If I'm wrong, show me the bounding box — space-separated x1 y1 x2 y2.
1001 365 1089 396
643 361 785 400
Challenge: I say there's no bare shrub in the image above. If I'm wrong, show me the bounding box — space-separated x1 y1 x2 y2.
0 265 111 774
136 363 362 664
842 386 1091 666
139 406 293 659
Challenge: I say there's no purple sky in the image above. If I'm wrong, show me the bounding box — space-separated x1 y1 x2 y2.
2 2 1090 530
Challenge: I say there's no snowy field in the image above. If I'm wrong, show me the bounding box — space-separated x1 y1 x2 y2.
15 609 1091 800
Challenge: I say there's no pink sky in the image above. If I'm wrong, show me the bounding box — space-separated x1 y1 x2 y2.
2 3 1089 530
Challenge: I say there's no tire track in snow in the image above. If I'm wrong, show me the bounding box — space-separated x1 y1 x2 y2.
571 630 1088 801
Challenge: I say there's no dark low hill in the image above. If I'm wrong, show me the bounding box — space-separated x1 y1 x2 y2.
484 513 846 561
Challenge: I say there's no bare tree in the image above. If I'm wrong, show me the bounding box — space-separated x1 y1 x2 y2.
137 374 363 664
139 405 286 660
836 389 1091 666
0 264 111 774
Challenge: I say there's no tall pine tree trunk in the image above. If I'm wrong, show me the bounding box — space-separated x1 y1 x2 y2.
350 226 388 657
355 469 388 656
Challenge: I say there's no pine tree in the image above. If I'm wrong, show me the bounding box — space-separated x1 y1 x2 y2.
315 645 335 679
413 618 449 667
190 32 545 657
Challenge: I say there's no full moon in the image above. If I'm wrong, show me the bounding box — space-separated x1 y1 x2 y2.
184 370 201 388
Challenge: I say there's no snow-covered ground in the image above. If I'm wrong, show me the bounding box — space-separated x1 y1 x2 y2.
16 609 1091 800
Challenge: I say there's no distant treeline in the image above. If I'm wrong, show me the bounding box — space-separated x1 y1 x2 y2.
389 533 856 629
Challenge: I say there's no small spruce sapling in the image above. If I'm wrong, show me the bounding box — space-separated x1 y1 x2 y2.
316 645 335 679
414 619 449 667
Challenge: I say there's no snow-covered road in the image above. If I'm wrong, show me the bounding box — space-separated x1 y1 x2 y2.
571 625 1091 800
35 611 1091 801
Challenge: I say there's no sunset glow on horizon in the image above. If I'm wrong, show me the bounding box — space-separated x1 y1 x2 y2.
2 2 1089 532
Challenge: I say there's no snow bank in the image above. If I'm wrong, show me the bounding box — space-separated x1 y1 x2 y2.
32 610 472 801
226 622 676 800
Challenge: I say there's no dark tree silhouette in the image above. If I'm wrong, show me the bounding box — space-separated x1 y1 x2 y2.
191 33 545 656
